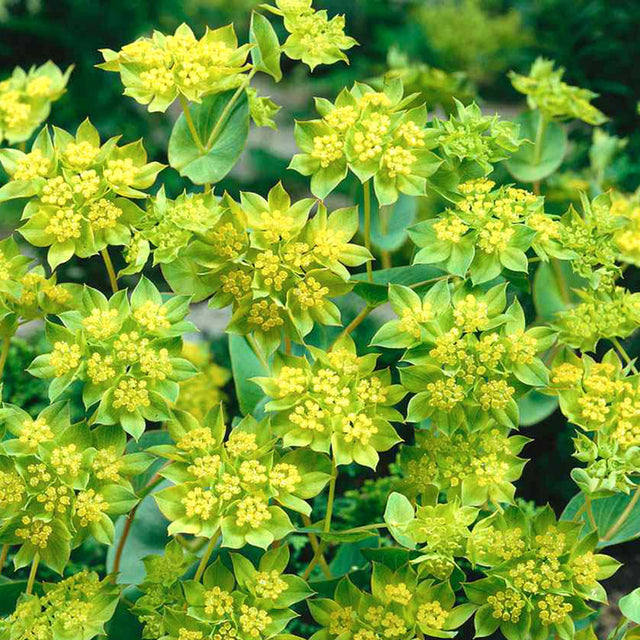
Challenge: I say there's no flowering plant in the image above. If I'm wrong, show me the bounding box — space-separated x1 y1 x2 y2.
0 2 639 640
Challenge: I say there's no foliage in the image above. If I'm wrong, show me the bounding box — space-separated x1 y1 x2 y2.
0 2 638 640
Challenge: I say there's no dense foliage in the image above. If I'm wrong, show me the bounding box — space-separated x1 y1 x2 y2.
0 2 639 640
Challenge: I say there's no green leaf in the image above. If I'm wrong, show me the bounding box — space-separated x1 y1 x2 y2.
352 265 446 307
518 390 558 427
229 335 267 416
383 492 415 548
250 12 282 82
619 588 640 624
561 490 640 548
505 110 568 182
0 580 30 615
533 261 585 322
168 89 249 185
368 195 416 252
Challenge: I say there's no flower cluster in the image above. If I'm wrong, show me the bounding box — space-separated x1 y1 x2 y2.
432 99 522 176
509 58 607 125
0 121 164 269
267 0 357 71
255 334 406 469
290 78 443 203
401 425 530 507
410 178 566 283
553 286 640 351
0 402 145 572
465 506 619 640
98 23 253 112
0 235 78 337
134 540 311 640
27 277 197 439
153 406 331 548
372 282 555 429
0 61 71 144
309 564 476 640
0 570 119 640
158 183 371 356
550 350 640 494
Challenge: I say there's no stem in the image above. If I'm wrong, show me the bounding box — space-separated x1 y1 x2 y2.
339 522 387 534
194 529 221 582
533 113 548 166
0 543 8 577
205 69 257 150
26 554 39 595
551 258 570 306
301 515 332 579
324 457 338 533
0 336 11 382
179 95 206 153
585 495 598 532
363 180 373 282
329 306 372 350
602 485 640 542
204 183 212 194
284 336 291 355
611 337 638 374
112 474 165 577
101 248 119 294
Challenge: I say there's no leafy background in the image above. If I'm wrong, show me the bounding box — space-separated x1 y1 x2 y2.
0 0 639 636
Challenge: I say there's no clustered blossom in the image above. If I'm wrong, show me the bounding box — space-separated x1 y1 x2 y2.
153 407 331 549
133 540 312 640
0 402 145 571
550 350 640 495
256 334 405 469
373 281 555 429
464 507 618 639
0 121 163 269
290 78 443 204
410 178 562 283
98 23 253 112
269 0 357 71
157 182 371 356
510 58 607 125
402 425 530 506
0 61 71 144
310 563 475 640
0 571 120 640
27 278 196 439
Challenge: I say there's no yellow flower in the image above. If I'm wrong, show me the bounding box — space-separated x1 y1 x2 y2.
75 489 108 526
254 570 288 599
182 486 217 519
83 308 120 340
487 589 526 623
235 495 271 529
112 378 151 412
239 604 272 638
50 342 82 376
133 300 171 332
417 601 447 629
46 208 82 243
19 416 53 448
16 516 52 548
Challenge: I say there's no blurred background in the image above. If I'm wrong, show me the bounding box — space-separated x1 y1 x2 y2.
0 0 639 633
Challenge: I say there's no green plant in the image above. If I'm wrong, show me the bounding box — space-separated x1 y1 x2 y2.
0 2 639 640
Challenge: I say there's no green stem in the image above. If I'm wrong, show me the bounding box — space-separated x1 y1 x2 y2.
611 337 638 374
329 306 372 350
0 543 8 577
533 112 548 166
0 336 11 382
324 457 338 533
602 484 640 542
363 180 373 283
585 495 598 532
112 473 165 577
550 258 570 306
301 515 332 579
205 69 257 150
194 529 221 582
339 522 387 534
179 95 206 153
101 248 119 294
26 554 39 595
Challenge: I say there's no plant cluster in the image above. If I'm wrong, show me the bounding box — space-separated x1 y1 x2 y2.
0 2 639 640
